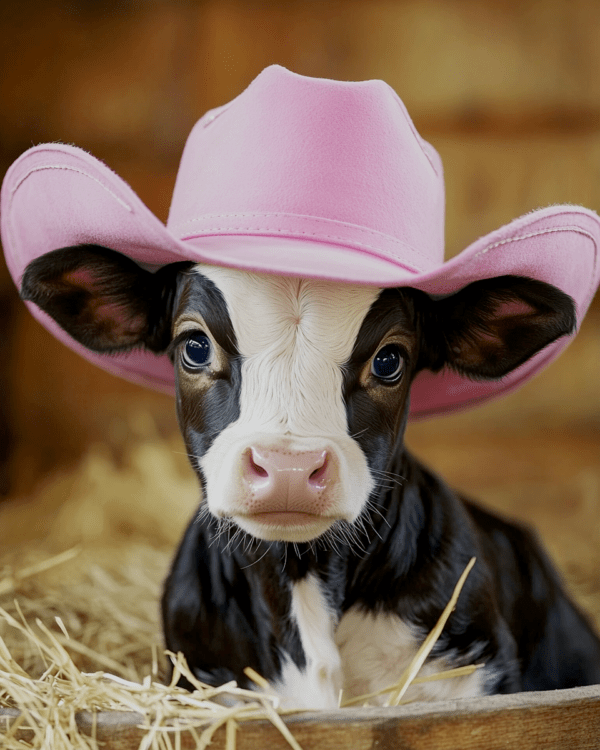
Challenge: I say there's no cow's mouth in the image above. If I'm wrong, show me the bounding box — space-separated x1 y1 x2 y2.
234 512 337 542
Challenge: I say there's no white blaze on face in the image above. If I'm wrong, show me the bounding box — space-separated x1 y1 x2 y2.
196 265 381 541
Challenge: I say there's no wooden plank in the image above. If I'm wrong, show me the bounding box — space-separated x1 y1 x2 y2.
2 685 600 749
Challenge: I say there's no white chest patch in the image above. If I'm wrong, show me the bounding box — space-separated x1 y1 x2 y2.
274 593 490 709
335 608 489 705
273 574 342 710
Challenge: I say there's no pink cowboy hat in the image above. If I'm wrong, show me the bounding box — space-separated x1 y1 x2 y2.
2 65 599 418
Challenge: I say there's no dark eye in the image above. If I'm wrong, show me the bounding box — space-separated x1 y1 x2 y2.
371 344 404 382
181 333 212 370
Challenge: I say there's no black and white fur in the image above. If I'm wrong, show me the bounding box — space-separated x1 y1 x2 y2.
21 244 600 708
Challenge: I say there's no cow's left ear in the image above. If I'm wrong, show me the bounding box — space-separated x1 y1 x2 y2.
20 244 192 354
421 275 576 379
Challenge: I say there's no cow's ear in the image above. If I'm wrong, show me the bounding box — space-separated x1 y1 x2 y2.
20 245 191 353
422 275 576 379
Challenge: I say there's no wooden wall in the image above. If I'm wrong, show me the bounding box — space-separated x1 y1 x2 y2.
0 0 598 564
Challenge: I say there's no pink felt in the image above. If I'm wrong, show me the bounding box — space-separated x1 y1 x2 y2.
1 65 599 419
168 66 444 273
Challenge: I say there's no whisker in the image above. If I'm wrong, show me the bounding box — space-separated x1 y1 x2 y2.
370 467 406 477
325 534 343 556
232 529 248 554
355 515 374 544
367 512 384 538
370 469 406 485
368 499 389 513
207 513 233 547
373 481 397 492
172 449 205 474
241 542 273 569
340 525 368 558
366 500 392 529
326 529 343 556
349 426 370 440
224 526 243 553
370 467 405 478
327 521 368 557
195 503 210 523
359 508 384 541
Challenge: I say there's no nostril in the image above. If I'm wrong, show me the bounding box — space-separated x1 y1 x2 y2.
249 449 269 478
308 451 328 486
243 448 275 499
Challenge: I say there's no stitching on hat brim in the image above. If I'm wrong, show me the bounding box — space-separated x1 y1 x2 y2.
471 224 598 311
9 165 133 212
473 225 597 258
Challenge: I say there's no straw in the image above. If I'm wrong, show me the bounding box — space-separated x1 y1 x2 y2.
0 549 478 749
385 557 476 706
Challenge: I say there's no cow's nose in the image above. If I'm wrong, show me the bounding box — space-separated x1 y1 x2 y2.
242 446 335 515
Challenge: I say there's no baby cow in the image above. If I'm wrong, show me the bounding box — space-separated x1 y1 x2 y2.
21 244 600 708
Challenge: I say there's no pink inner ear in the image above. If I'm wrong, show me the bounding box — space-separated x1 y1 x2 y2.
494 299 536 319
64 269 143 338
64 268 99 289
91 299 145 341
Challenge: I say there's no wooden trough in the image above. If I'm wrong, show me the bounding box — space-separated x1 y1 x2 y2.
2 685 600 750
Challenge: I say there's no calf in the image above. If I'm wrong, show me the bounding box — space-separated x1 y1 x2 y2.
21 244 600 708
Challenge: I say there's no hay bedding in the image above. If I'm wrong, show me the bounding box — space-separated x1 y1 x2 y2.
0 546 479 750
0 433 485 750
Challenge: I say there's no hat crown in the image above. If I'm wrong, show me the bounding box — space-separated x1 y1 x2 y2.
168 65 445 272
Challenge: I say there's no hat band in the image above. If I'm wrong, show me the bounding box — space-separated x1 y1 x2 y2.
171 212 440 274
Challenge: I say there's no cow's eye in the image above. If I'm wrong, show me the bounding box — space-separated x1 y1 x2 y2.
182 333 212 370
371 344 404 382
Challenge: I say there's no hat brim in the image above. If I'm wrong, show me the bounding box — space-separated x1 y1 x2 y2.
2 143 599 418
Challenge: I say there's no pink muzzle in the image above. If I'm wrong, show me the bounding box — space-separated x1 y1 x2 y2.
241 446 337 521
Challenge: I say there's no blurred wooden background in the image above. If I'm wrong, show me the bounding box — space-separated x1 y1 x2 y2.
0 0 598 619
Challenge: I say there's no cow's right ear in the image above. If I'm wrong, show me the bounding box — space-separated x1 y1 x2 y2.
20 245 192 354
417 275 576 380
